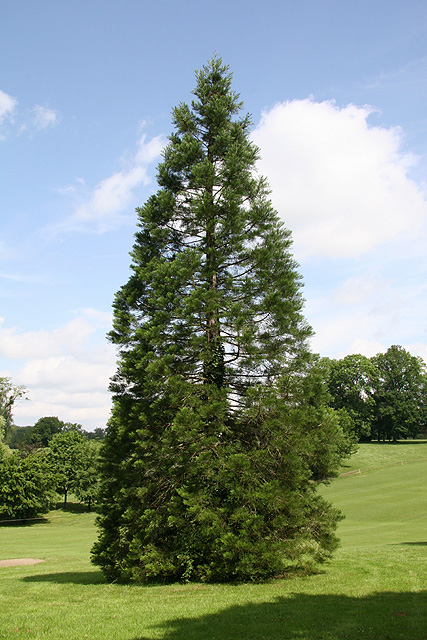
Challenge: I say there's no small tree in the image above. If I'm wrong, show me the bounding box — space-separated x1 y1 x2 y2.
49 430 88 508
92 57 351 583
74 440 101 511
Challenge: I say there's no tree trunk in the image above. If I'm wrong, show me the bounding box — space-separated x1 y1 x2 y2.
204 183 224 389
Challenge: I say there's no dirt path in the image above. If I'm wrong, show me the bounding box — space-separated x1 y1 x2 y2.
0 558 44 567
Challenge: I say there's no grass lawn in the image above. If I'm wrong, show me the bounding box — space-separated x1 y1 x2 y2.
1 443 426 639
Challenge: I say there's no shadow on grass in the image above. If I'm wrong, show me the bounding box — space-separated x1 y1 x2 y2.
128 591 427 640
0 517 50 527
22 570 106 586
52 501 92 514
397 541 427 546
367 440 427 446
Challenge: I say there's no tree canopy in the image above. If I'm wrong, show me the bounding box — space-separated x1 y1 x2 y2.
30 416 66 447
325 355 377 441
372 346 426 441
325 346 427 442
92 57 351 583
0 449 55 521
49 430 91 508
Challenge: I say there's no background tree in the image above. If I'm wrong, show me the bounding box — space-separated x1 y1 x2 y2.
80 427 106 441
92 57 351 583
372 345 427 441
297 358 358 479
325 354 377 441
30 416 66 447
7 425 34 450
0 449 55 521
49 430 89 508
63 421 84 433
0 377 27 444
74 439 101 511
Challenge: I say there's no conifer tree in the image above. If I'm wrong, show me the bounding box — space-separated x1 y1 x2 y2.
92 58 349 583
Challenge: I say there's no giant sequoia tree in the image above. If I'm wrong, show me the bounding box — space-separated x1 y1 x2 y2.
92 58 349 583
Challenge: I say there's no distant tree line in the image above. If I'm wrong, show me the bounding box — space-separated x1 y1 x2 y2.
0 380 104 522
7 415 105 450
323 345 427 442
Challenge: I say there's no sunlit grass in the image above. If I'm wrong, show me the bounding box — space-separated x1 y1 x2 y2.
1 443 426 639
339 439 427 473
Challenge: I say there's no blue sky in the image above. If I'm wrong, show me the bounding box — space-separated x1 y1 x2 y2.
1 0 426 429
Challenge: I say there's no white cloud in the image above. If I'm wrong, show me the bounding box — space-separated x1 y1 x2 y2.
306 268 426 361
53 131 165 233
0 310 116 430
405 342 427 363
252 98 427 259
19 356 113 393
331 274 400 312
12 393 112 430
0 312 110 360
32 104 59 130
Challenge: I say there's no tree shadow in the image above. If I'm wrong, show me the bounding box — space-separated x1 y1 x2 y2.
397 541 427 546
52 501 90 514
128 591 427 640
368 440 427 446
22 570 106 586
0 517 50 528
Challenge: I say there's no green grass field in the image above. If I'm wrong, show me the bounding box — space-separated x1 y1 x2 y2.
1 442 426 639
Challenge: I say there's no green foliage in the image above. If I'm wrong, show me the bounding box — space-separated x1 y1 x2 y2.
0 377 27 443
85 427 106 440
6 425 34 449
0 449 55 521
49 430 91 508
0 415 8 460
73 439 101 511
372 345 427 441
30 416 66 447
325 354 377 441
324 347 427 442
92 57 351 583
9 417 89 450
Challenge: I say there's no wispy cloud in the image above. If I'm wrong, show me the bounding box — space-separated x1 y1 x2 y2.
0 89 17 124
52 131 166 233
0 89 17 139
363 56 427 91
0 89 60 138
32 104 59 130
